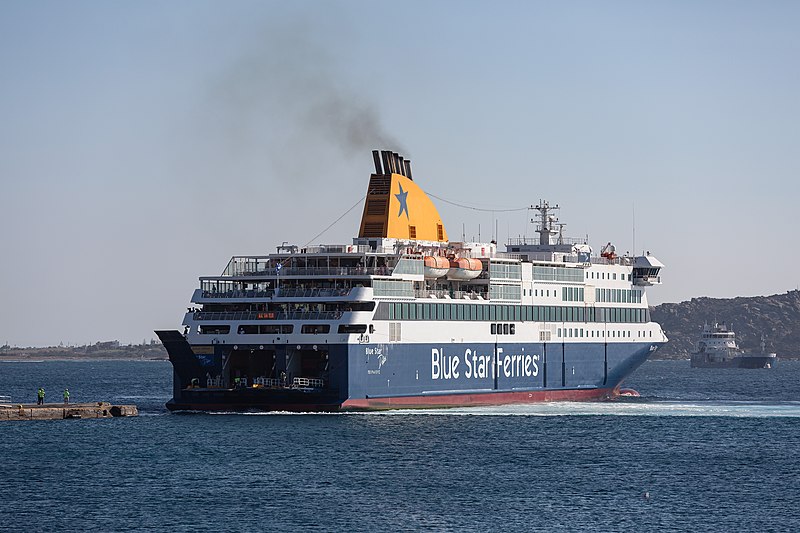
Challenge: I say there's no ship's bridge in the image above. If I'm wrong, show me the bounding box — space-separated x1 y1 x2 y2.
632 254 664 286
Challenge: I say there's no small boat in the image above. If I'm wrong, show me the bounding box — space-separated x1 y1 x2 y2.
690 323 777 369
447 257 482 280
423 256 449 279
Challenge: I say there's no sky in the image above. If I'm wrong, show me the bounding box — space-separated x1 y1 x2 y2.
1 1 799 347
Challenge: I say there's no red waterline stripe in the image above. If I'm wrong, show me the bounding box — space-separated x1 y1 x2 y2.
341 387 616 410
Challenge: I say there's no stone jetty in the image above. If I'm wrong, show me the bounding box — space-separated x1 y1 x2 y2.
0 402 138 421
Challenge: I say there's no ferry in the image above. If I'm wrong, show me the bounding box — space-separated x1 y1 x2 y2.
156 150 668 411
690 323 776 369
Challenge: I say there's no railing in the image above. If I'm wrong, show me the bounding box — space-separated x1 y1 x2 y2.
415 289 488 300
522 251 635 266
202 290 274 299
205 376 327 389
199 288 352 299
194 311 343 321
253 377 283 387
293 377 325 388
235 266 392 277
508 236 587 246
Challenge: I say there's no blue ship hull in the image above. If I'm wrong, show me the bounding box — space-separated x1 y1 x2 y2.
157 330 662 411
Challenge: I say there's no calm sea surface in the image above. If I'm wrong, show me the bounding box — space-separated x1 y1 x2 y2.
1 359 799 532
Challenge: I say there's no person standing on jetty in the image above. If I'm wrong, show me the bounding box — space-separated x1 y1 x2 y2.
37 387 45 405
63 389 70 405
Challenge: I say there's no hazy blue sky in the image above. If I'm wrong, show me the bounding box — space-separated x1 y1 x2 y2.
2 1 798 346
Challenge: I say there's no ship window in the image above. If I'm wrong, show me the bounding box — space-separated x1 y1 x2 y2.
260 325 277 334
338 324 367 334
470 305 478 321
408 226 417 239
457 305 464 320
200 325 230 335
503 324 509 335
409 304 416 320
302 324 330 334
443 304 451 321
423 304 430 320
510 324 515 334
389 322 401 342
557 328 561 337
239 325 259 334
401 303 409 320
491 323 497 335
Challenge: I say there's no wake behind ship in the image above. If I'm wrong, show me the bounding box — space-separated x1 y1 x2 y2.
156 151 668 411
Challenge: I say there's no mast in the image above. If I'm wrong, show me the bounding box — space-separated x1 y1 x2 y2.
532 200 561 246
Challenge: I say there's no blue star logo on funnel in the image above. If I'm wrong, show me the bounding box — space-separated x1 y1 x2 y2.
395 184 410 219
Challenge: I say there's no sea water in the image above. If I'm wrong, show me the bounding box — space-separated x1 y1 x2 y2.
1 360 799 532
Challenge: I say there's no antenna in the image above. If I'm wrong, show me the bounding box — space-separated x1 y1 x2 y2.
632 202 636 256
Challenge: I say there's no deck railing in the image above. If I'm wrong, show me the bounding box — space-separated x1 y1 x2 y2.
237 266 392 277
194 310 343 321
414 289 488 300
200 288 352 299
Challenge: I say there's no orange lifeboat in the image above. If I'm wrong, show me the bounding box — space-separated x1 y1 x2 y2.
447 258 482 280
423 256 449 279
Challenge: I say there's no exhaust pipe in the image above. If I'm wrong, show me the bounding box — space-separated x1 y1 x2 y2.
404 160 413 180
381 151 391 175
372 150 382 174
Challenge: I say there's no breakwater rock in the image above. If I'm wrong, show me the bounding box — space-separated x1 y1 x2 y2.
0 402 138 421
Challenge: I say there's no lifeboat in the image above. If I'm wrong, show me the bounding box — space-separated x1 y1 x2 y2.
447 258 482 280
423 256 449 279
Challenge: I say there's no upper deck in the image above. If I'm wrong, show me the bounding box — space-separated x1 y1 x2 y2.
184 150 662 311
